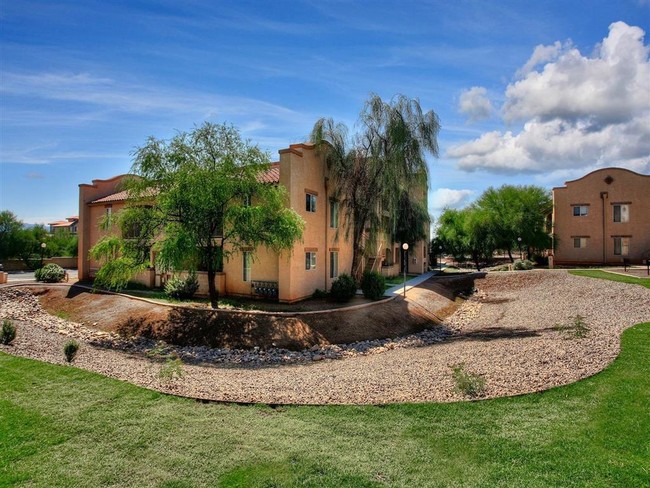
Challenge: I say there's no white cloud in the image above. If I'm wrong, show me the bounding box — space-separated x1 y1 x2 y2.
448 22 650 174
458 86 493 122
429 188 475 211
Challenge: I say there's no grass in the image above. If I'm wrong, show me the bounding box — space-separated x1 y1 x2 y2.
1 323 649 487
569 269 650 289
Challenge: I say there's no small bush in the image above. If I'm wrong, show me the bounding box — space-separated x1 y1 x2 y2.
159 355 185 382
164 273 199 300
451 363 486 397
361 271 386 300
554 314 590 339
513 259 534 270
1 320 17 345
312 288 328 299
63 340 79 363
35 263 65 283
330 274 357 302
531 254 549 266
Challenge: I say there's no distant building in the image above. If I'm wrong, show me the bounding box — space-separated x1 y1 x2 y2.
78 143 429 302
552 168 650 265
48 216 79 234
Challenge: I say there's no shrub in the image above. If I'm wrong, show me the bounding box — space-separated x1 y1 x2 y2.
63 340 79 363
35 263 65 283
554 314 590 339
1 320 17 345
531 254 549 266
159 355 185 382
330 274 357 302
361 271 386 300
312 288 328 299
451 363 486 397
164 273 199 300
513 259 534 270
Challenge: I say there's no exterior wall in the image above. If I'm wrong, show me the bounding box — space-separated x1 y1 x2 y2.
553 168 650 265
224 245 279 298
78 175 130 280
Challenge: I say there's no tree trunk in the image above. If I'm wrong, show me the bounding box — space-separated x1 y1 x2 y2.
507 248 514 263
206 246 219 309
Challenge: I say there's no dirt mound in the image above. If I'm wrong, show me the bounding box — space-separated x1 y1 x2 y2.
28 276 477 350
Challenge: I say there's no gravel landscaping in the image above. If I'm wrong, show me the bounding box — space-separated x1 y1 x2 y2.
1 269 649 404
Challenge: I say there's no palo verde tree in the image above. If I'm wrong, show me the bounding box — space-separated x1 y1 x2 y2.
90 122 304 308
311 94 439 280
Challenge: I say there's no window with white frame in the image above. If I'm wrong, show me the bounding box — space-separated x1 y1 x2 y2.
242 251 251 282
305 193 316 213
613 237 630 256
573 237 587 248
330 200 339 228
305 251 316 270
329 251 338 278
613 204 629 223
572 205 589 216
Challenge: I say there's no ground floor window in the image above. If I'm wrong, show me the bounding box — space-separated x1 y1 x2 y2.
573 237 587 248
243 251 251 281
305 251 316 270
613 237 630 256
330 251 338 278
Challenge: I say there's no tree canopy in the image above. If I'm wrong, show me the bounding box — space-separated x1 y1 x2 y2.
90 122 304 308
311 94 439 280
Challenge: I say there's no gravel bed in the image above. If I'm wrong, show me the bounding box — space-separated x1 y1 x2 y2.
1 270 649 404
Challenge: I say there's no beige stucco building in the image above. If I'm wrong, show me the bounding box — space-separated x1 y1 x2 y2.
552 168 650 266
78 143 429 302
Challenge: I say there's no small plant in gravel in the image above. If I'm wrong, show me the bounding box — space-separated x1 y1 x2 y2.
35 263 66 283
330 274 357 302
63 340 80 363
451 363 486 398
554 315 590 339
158 355 185 382
361 271 386 301
1 319 17 345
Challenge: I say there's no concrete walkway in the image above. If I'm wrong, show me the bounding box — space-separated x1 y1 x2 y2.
385 271 437 296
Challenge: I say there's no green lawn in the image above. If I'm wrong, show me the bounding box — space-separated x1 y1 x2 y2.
1 324 649 487
569 269 650 289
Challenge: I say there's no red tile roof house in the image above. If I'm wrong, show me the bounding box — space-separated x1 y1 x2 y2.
48 216 79 234
78 143 430 302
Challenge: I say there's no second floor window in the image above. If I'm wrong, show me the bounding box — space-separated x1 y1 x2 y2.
572 205 588 217
330 200 339 228
613 204 629 223
306 193 317 213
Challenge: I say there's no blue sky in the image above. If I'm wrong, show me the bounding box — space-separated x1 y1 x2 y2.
1 0 649 227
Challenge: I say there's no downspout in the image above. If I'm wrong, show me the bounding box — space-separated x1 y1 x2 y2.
600 192 608 264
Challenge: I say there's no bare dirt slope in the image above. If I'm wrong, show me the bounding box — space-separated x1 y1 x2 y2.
28 274 476 349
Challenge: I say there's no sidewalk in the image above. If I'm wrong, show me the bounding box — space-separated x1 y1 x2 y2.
385 271 436 296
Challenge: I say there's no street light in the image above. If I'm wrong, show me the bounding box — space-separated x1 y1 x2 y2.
438 245 443 271
402 243 409 297
40 242 47 268
517 236 522 260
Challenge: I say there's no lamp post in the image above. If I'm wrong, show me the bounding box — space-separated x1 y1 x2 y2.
402 243 409 297
40 242 47 268
438 246 443 271
517 236 522 260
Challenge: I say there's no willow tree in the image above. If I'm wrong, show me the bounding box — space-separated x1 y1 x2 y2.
91 122 304 308
311 94 439 280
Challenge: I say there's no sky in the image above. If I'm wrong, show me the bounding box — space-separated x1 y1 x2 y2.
1 0 649 229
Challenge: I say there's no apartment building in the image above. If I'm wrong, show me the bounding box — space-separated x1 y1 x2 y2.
552 167 650 265
78 142 429 302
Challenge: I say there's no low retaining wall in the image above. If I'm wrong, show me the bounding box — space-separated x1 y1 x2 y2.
1 257 77 271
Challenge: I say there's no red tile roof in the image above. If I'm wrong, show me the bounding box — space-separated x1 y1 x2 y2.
90 164 280 204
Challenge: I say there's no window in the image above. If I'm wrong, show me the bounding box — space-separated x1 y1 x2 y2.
613 204 629 223
306 193 317 213
573 237 587 248
330 251 338 278
330 200 339 228
243 251 251 282
305 251 316 270
613 237 630 256
572 205 588 216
